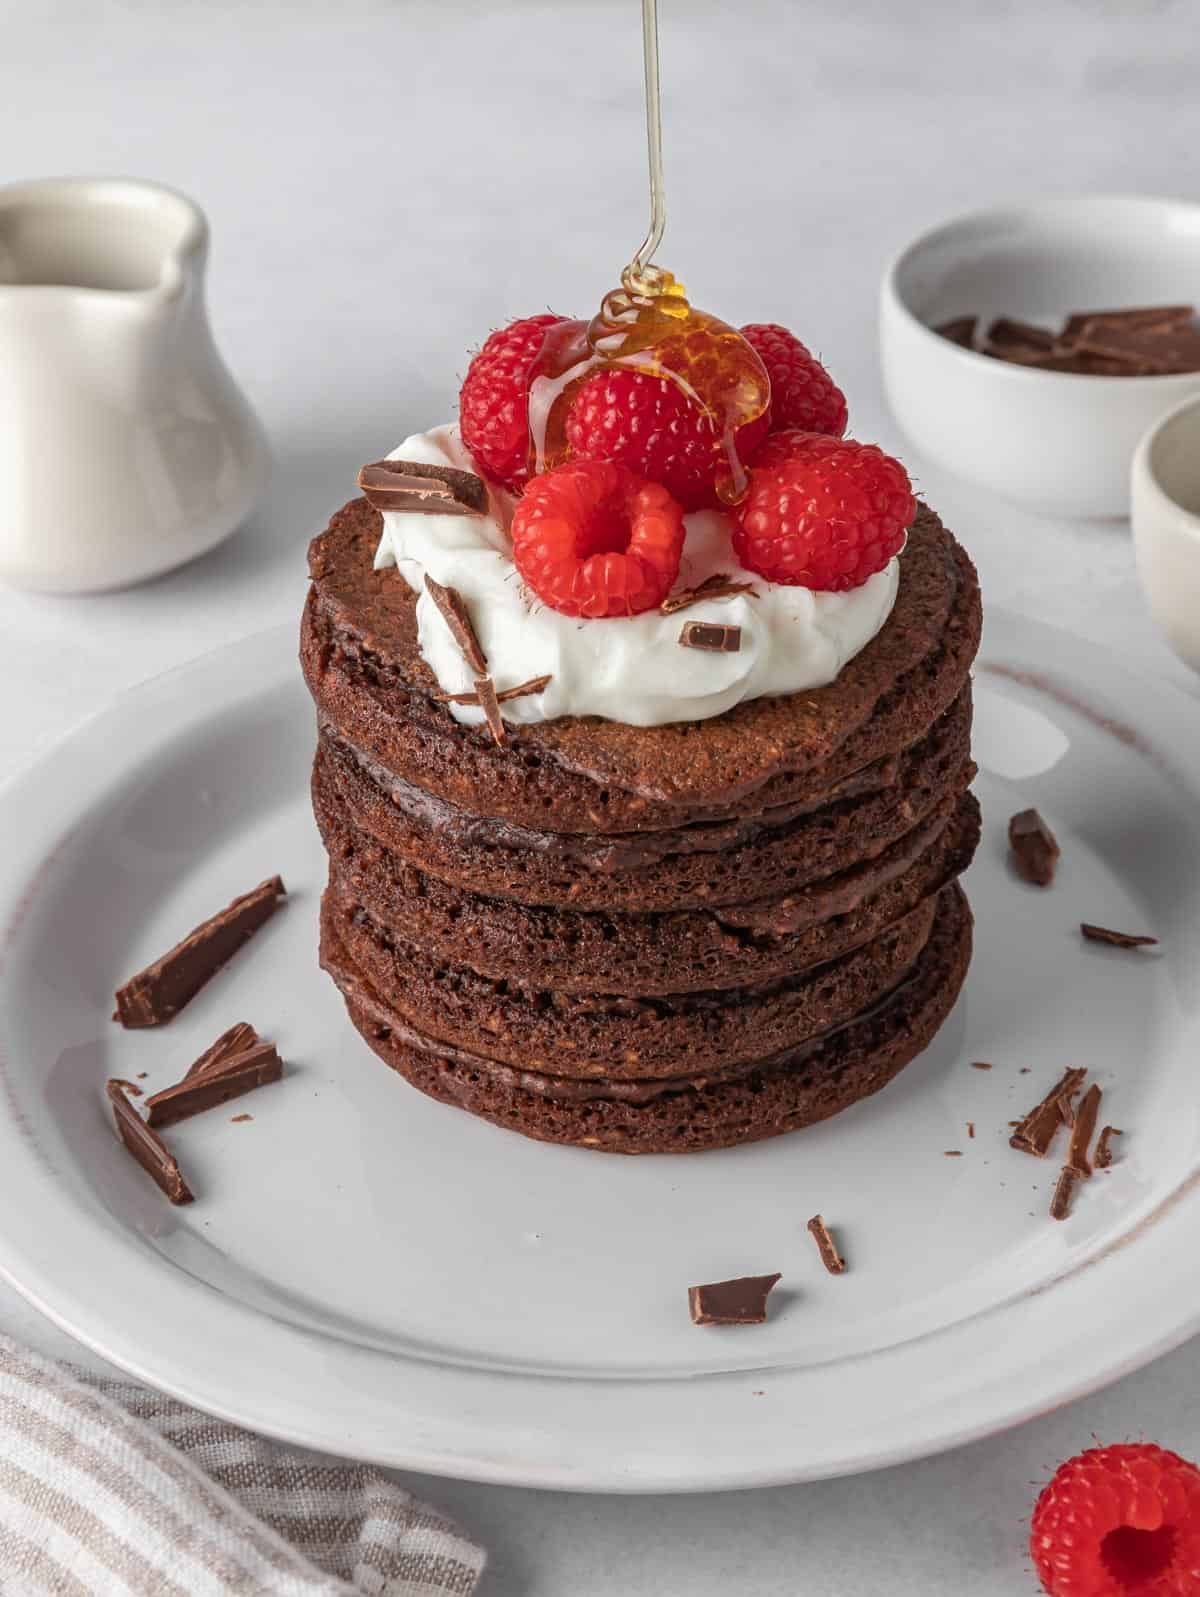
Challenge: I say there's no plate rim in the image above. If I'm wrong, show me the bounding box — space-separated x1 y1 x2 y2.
1 615 1199 1492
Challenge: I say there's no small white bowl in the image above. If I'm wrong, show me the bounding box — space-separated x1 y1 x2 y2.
880 195 1200 517
1132 394 1200 674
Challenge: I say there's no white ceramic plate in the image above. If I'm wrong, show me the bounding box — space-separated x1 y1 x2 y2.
0 614 1198 1492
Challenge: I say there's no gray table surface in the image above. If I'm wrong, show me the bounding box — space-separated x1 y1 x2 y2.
3 1 1200 1590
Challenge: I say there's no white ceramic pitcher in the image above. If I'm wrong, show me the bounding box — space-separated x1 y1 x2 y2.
0 177 269 592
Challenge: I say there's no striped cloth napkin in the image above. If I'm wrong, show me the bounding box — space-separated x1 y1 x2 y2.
0 1338 485 1596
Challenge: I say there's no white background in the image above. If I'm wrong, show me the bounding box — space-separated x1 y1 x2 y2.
4 0 1200 1589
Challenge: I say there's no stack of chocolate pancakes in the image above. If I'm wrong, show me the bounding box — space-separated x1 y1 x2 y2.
301 496 982 1154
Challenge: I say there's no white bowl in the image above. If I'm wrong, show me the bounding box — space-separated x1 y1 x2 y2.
880 195 1200 517
1132 393 1200 674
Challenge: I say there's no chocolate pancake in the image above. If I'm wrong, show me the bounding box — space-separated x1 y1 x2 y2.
301 498 981 833
323 889 937 1080
313 686 974 913
319 789 980 996
323 883 973 1154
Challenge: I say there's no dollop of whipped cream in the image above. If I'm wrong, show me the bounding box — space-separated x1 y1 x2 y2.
373 423 899 729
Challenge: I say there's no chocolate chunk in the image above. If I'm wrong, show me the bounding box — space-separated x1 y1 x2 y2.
144 1040 282 1129
679 621 742 653
660 573 757 616
113 877 286 1029
934 316 977 349
184 1021 260 1080
1011 1067 1087 1157
423 576 489 676
358 459 487 516
434 674 551 707
1095 1125 1122 1169
472 675 506 747
1008 808 1060 887
1065 1082 1102 1178
987 317 1056 354
1050 1166 1078 1221
106 1081 194 1204
1061 305 1193 340
806 1215 846 1275
688 1272 782 1326
1076 323 1200 374
1080 923 1158 950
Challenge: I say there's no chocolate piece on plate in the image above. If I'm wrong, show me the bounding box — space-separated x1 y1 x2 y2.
107 1081 194 1205
688 1272 782 1326
933 316 978 349
184 1021 260 1080
113 877 286 1029
1095 1125 1122 1169
144 1040 283 1129
1010 1067 1087 1157
423 576 489 677
1080 922 1158 950
358 459 487 516
679 621 742 654
1065 1082 1102 1179
1008 808 1060 887
1050 1166 1078 1222
806 1215 847 1275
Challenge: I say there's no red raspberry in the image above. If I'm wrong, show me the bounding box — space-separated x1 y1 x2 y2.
1031 1442 1200 1596
459 314 568 491
741 323 848 438
511 460 685 618
732 431 914 591
564 368 769 513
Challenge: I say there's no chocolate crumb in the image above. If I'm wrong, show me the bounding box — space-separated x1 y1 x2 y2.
660 573 757 615
358 459 487 516
1050 1167 1078 1221
135 1072 148 1080
806 1215 846 1275
679 620 742 653
1080 923 1158 950
688 1272 782 1326
1010 1067 1087 1157
106 1081 193 1205
970 1061 993 1071
1065 1083 1102 1179
113 877 286 1029
424 576 489 676
944 1150 963 1157
1008 808 1060 887
473 675 507 747
110 1078 143 1097
231 1113 253 1124
1019 1067 1031 1074
968 1121 975 1139
1095 1125 1123 1169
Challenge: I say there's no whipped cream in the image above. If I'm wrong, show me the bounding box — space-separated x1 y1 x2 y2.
373 424 899 729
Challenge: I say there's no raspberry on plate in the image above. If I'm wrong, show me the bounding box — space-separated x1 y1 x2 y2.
741 322 848 439
511 459 685 619
732 431 914 591
459 314 568 492
564 366 769 513
1031 1442 1200 1596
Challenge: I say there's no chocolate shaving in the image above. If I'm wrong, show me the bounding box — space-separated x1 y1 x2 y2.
1065 1083 1102 1178
1080 923 1158 950
688 1272 782 1326
113 877 286 1029
806 1215 846 1275
1010 1067 1087 1157
1050 1166 1078 1221
472 675 506 747
433 674 551 706
679 620 742 654
934 316 977 349
1008 808 1060 887
145 1041 282 1129
424 576 489 676
106 1081 193 1205
660 573 757 616
1095 1125 1122 1169
358 459 487 516
184 1021 260 1081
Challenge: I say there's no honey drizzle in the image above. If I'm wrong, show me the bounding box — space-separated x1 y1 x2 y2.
526 0 770 504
